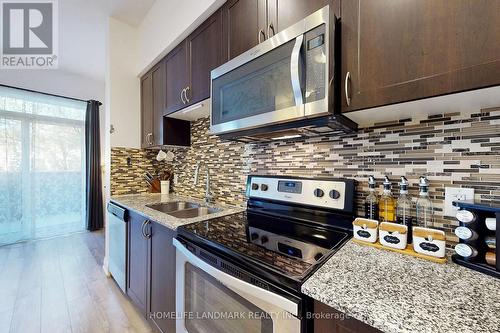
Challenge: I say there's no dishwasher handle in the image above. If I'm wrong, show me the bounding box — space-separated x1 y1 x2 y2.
107 202 128 222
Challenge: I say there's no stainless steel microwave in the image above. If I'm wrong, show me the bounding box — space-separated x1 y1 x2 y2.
210 5 357 141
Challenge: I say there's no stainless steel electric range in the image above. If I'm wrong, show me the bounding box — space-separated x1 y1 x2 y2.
174 175 356 333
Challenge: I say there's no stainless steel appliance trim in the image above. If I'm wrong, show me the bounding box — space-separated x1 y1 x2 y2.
108 209 127 292
304 98 329 117
291 34 304 106
211 5 328 80
210 6 330 136
210 104 304 135
174 239 301 324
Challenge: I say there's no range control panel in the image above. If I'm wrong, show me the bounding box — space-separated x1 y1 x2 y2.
247 176 351 211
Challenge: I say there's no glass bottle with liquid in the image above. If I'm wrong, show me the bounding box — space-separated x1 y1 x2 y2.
396 176 413 243
379 176 396 222
364 176 379 220
416 176 433 228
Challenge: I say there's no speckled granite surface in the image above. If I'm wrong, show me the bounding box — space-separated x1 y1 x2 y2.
302 241 500 333
110 193 245 230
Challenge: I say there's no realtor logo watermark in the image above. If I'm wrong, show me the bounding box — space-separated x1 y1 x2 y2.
1 0 58 69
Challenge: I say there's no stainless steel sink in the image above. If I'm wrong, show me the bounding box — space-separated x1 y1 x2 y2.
146 201 200 213
167 206 222 219
146 201 222 218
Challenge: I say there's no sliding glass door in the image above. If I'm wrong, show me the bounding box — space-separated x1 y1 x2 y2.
0 86 86 246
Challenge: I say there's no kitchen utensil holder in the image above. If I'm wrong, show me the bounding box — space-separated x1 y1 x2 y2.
452 201 499 279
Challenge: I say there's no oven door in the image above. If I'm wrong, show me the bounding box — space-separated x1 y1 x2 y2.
174 239 301 333
210 6 330 136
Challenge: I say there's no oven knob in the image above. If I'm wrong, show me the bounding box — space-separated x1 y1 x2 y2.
329 190 341 199
314 253 324 261
251 232 259 241
261 184 268 191
251 183 259 190
261 236 269 244
314 188 324 198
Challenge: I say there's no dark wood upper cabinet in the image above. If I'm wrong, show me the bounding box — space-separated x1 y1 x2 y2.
222 0 267 61
127 212 150 315
151 62 166 146
187 9 223 105
149 222 176 333
140 73 153 149
165 42 189 115
341 0 500 113
268 0 335 34
314 300 382 333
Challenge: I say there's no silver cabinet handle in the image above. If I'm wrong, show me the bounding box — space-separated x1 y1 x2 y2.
267 23 275 38
290 35 304 106
345 72 351 106
141 220 148 238
145 221 151 239
258 29 266 43
146 133 153 145
180 88 186 104
185 86 191 103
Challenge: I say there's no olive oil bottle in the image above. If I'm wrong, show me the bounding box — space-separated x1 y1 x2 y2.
364 176 379 220
379 176 396 222
396 176 413 243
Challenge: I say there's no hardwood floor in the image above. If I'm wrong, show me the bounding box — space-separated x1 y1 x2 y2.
0 230 152 333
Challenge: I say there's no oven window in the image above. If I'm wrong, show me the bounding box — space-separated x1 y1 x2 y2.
185 263 273 333
211 39 300 126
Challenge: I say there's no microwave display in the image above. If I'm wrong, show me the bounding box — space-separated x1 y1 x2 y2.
307 34 324 50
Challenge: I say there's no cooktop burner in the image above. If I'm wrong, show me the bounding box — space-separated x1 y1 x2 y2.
179 211 350 280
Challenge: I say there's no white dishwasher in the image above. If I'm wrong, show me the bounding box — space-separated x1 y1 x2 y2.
107 202 128 292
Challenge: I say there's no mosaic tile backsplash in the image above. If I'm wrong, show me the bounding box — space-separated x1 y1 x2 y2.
111 107 500 243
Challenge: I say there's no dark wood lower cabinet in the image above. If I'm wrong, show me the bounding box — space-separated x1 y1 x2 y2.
127 211 150 315
314 301 381 333
127 214 177 333
149 222 176 333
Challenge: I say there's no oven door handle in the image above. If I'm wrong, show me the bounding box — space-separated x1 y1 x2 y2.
173 238 300 317
290 34 304 106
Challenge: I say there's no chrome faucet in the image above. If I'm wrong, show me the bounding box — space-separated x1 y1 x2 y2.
194 161 212 205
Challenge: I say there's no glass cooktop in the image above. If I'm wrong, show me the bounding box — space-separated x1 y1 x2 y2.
178 211 350 281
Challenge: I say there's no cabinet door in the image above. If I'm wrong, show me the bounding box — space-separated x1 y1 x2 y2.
140 73 153 148
149 222 176 333
268 0 334 35
314 301 382 333
187 9 223 105
127 213 149 314
222 0 267 61
341 0 500 113
151 62 165 145
165 42 189 115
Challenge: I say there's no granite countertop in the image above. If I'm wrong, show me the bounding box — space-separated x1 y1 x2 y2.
110 193 246 230
302 241 500 333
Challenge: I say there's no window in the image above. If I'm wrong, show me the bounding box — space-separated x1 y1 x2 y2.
0 86 86 245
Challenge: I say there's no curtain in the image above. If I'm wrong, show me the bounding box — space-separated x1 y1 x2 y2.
0 86 87 245
85 100 103 231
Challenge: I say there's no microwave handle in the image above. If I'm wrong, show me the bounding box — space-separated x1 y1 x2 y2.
290 34 304 106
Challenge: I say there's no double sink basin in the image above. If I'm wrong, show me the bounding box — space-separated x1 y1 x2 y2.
146 201 221 219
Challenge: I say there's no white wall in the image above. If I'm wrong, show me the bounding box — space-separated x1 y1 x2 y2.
137 0 225 75
0 69 104 102
107 17 141 149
